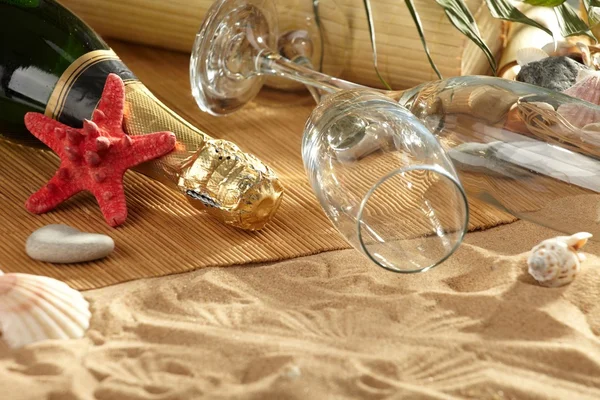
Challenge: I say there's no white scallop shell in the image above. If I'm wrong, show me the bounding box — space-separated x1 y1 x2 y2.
527 232 592 288
516 47 549 66
0 270 90 349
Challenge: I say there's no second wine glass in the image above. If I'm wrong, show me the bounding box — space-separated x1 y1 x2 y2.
191 0 469 273
191 0 600 247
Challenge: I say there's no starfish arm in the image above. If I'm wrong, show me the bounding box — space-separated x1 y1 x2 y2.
24 113 69 157
92 183 128 227
94 73 125 131
25 173 81 214
129 132 176 166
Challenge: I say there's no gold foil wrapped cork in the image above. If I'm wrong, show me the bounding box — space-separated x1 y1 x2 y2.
178 139 284 231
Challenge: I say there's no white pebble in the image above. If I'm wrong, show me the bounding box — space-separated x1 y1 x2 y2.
26 224 114 263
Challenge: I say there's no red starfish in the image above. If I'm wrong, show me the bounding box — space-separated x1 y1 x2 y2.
24 73 176 227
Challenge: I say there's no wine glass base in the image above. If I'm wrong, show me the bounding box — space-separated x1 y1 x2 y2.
190 0 278 115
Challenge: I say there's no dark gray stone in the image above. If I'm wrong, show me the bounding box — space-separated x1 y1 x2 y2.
516 56 589 91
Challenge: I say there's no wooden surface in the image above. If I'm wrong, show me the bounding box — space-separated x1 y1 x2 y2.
0 41 515 290
58 0 504 89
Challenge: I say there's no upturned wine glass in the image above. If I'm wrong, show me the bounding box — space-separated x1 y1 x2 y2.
191 0 469 273
190 0 600 246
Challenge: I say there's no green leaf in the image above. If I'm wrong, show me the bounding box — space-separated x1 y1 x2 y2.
405 0 442 79
522 0 566 6
484 0 553 38
362 0 392 89
553 3 597 42
435 0 497 75
582 0 600 26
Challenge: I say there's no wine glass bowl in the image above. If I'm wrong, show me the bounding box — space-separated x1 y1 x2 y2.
303 90 468 272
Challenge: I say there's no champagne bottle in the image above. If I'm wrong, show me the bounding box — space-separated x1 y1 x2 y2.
0 0 283 230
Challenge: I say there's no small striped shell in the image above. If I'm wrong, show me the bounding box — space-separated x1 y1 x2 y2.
0 270 90 349
527 232 592 288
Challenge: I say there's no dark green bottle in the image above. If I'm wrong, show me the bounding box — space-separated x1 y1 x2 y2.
0 0 284 231
0 0 134 146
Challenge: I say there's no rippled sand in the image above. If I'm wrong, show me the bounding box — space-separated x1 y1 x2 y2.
2 220 600 399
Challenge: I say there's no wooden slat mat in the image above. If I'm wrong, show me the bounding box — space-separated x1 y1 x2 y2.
0 41 516 290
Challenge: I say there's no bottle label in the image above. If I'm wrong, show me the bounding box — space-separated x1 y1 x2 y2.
45 49 137 128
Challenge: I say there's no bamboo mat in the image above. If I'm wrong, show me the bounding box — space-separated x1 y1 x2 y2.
0 41 515 290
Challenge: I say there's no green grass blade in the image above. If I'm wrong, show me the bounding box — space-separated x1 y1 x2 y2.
554 3 597 42
435 0 497 75
362 0 392 89
484 0 553 38
582 0 600 26
405 0 442 79
522 0 566 6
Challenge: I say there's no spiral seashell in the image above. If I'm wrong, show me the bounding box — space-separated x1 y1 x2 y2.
0 270 90 349
527 232 592 288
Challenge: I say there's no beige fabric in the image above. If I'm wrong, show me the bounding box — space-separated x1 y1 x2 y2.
0 41 515 290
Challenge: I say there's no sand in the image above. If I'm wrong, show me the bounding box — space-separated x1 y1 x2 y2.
1 219 600 399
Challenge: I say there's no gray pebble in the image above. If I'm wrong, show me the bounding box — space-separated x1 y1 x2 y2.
516 56 589 91
26 224 114 263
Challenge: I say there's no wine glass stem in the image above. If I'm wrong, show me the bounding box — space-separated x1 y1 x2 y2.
258 50 367 93
257 50 407 102
289 56 327 103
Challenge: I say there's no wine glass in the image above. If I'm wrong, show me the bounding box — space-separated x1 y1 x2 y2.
190 0 600 243
191 0 469 273
303 90 469 272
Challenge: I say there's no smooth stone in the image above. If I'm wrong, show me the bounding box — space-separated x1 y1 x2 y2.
516 56 589 92
26 224 115 263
